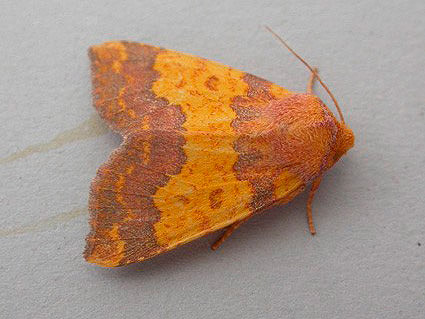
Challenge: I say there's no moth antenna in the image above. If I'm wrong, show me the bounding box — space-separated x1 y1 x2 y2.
264 26 345 123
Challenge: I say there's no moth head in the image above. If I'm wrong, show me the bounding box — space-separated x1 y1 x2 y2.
333 121 355 163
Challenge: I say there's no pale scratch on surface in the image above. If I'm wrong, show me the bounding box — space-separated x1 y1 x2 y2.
0 114 109 165
0 207 87 237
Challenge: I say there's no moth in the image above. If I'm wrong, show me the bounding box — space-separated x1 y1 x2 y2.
84 28 354 267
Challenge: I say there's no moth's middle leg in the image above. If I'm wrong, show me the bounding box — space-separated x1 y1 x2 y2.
211 216 252 250
306 176 322 235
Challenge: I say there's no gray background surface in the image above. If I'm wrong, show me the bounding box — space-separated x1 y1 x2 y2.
1 1 424 318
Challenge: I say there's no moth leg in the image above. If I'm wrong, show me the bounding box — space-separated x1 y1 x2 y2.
211 216 251 250
306 176 322 235
307 67 319 94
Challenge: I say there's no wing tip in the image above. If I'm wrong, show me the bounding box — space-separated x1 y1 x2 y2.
83 232 127 268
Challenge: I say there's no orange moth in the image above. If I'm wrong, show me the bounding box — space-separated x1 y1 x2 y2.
84 27 354 267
